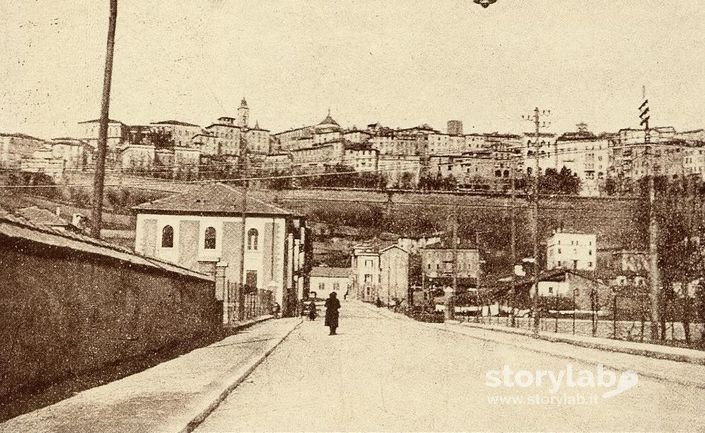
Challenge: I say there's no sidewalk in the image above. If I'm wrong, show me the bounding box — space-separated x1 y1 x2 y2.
0 317 301 433
456 320 705 365
434 321 705 390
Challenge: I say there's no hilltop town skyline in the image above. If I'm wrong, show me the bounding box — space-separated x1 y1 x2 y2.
2 1 704 139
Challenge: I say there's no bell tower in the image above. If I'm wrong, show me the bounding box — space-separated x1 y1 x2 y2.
237 97 249 128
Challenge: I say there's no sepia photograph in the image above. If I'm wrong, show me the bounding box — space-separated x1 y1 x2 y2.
1 0 705 431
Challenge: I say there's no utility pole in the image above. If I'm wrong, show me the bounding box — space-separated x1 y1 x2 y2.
523 107 551 336
91 0 118 238
641 87 661 341
237 130 249 321
476 229 483 318
509 154 517 327
446 200 458 321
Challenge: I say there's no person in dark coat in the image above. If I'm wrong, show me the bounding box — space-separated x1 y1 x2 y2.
324 292 341 335
308 300 317 321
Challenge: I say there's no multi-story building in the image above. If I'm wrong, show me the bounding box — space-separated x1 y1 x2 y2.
0 133 46 169
50 138 88 170
351 244 382 302
379 245 410 304
554 125 610 196
545 229 597 271
342 144 378 172
369 134 420 156
611 141 685 180
421 241 479 280
272 126 316 152
309 267 352 300
133 182 310 310
428 149 511 188
683 145 705 178
149 120 202 148
377 155 422 188
119 143 155 171
289 141 345 172
77 118 128 147
343 128 372 144
20 146 66 181
427 132 469 155
482 133 522 151
199 98 271 156
617 126 676 145
522 132 557 176
676 129 705 145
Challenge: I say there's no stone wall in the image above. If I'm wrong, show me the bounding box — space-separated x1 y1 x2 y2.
0 240 219 401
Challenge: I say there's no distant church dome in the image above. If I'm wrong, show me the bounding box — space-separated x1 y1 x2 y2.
316 110 341 133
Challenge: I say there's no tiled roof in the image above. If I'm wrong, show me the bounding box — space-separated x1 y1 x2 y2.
16 206 69 227
0 213 210 281
133 183 296 216
310 267 351 278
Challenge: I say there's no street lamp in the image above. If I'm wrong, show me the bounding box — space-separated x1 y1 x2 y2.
473 0 498 8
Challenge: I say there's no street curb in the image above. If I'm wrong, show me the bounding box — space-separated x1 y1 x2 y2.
437 322 705 391
179 318 303 433
353 300 413 321
458 321 705 366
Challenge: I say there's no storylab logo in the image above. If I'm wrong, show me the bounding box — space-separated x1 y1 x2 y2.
485 363 639 405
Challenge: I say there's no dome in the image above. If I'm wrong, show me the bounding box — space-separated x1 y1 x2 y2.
315 110 341 133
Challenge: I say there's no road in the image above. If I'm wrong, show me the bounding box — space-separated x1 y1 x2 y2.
195 301 705 432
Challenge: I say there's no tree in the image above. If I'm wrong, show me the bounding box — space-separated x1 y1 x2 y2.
539 167 581 195
656 175 705 343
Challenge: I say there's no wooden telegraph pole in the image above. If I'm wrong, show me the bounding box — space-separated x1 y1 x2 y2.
91 0 118 238
237 131 249 321
446 200 458 321
523 107 551 336
641 87 661 341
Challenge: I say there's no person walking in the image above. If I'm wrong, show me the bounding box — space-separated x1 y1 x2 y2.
324 292 341 335
308 300 317 321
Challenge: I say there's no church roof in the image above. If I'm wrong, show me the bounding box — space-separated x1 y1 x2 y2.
317 111 341 130
133 183 296 217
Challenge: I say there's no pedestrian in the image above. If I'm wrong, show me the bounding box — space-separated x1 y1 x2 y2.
272 302 281 319
308 300 317 321
324 292 341 335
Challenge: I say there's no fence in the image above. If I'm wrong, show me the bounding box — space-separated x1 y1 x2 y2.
224 281 274 325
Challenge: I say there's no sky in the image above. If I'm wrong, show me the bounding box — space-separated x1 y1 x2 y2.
1 0 704 139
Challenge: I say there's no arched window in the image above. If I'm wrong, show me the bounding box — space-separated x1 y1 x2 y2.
503 170 510 178
247 228 259 250
161 225 174 248
204 227 216 249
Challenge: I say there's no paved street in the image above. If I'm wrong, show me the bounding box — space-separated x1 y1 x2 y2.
196 301 705 432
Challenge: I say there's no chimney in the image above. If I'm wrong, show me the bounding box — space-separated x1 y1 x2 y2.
56 206 61 216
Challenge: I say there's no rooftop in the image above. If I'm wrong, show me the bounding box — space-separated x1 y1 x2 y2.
0 211 209 282
151 120 200 127
310 267 352 278
16 206 69 228
133 183 297 217
78 118 124 125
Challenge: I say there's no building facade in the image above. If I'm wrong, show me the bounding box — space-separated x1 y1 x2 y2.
309 267 352 300
133 183 310 311
545 229 597 271
351 244 382 302
379 245 410 304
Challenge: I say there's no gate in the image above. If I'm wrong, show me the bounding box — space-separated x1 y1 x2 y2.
224 280 274 324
